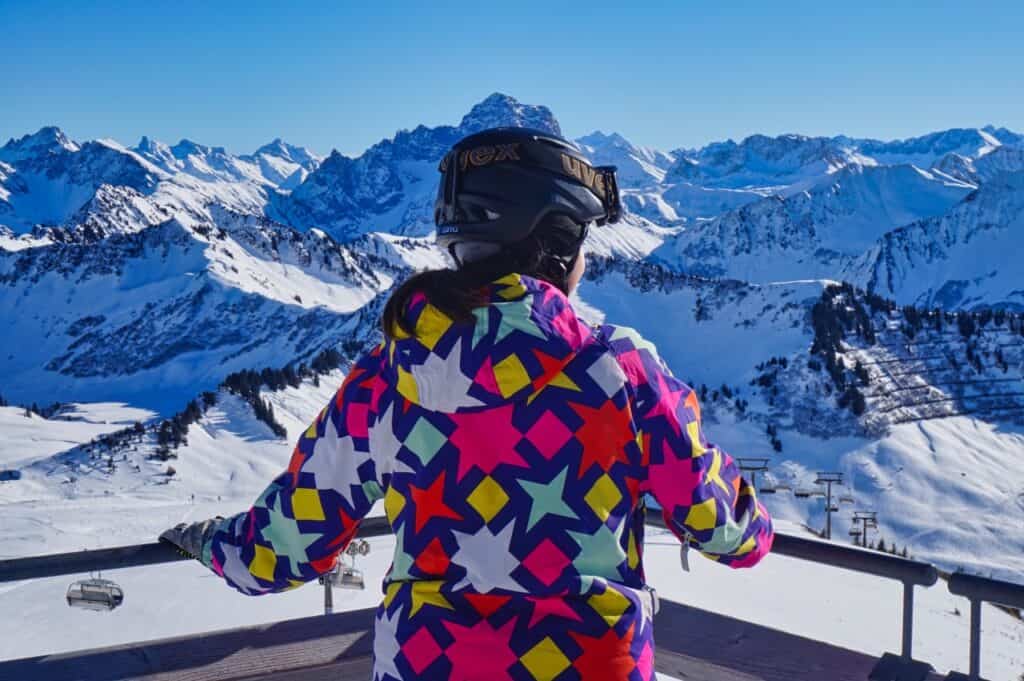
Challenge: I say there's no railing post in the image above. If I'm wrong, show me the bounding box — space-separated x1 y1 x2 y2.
968 598 981 679
901 581 914 659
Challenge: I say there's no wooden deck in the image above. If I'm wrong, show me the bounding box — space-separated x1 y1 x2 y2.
0 598 943 681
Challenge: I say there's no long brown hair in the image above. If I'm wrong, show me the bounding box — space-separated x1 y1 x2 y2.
381 225 575 339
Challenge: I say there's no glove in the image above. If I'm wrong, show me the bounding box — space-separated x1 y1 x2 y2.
159 516 224 561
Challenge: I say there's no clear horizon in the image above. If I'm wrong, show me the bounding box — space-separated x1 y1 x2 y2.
3 1 1022 157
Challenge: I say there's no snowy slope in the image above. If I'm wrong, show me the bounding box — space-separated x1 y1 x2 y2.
0 403 155 470
575 131 675 187
577 261 1024 584
844 172 1024 310
0 214 395 412
578 258 823 391
652 164 974 282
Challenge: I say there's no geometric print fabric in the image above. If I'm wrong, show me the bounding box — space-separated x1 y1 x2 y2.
200 274 774 680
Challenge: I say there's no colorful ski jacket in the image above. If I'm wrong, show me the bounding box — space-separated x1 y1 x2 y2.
199 273 774 681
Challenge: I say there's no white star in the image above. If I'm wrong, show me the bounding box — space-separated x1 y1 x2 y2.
410 341 486 411
451 522 522 593
301 419 371 506
373 604 404 681
218 543 263 594
369 403 411 478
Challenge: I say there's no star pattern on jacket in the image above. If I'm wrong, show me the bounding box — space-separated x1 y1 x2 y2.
198 274 774 681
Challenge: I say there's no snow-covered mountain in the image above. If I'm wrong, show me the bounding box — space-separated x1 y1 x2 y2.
666 134 866 190
845 171 1024 310
0 133 164 234
271 93 563 240
652 163 975 281
243 138 322 189
848 126 1006 167
2 96 1024 660
575 130 675 186
0 211 398 412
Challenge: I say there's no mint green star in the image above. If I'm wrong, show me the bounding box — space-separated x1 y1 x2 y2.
492 299 548 346
261 493 323 576
701 514 750 555
519 466 579 531
472 307 493 350
389 527 416 580
568 522 627 578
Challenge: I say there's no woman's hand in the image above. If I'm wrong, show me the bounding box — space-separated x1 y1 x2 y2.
159 517 224 561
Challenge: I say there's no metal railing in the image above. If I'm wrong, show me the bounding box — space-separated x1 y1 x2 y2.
645 514 937 666
1 514 1020 680
946 571 1024 680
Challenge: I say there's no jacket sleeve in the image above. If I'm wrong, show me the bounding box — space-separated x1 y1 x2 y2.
606 325 773 568
199 349 390 595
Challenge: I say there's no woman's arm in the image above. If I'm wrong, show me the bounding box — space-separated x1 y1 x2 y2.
165 348 390 595
607 326 774 568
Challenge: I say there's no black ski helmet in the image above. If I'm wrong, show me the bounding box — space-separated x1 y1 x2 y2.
434 127 621 261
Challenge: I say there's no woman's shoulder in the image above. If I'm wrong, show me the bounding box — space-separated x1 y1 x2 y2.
590 322 674 392
593 322 665 365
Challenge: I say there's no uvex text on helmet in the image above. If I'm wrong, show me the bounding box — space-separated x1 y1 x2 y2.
434 127 621 253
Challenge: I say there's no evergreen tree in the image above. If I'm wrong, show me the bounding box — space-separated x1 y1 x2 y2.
854 361 870 386
958 313 976 338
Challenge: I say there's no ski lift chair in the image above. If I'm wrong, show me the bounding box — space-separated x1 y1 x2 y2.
758 486 777 494
839 494 855 504
67 577 124 611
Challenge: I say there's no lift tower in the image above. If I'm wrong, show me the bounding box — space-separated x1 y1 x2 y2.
851 511 878 548
814 472 844 540
737 458 771 492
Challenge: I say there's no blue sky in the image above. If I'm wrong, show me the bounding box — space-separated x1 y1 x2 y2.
2 1 1022 156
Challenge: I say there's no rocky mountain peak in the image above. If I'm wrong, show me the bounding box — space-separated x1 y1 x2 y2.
0 126 80 163
456 92 561 136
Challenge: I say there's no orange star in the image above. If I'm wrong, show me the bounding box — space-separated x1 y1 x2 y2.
570 623 636 679
570 400 634 478
409 471 463 532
